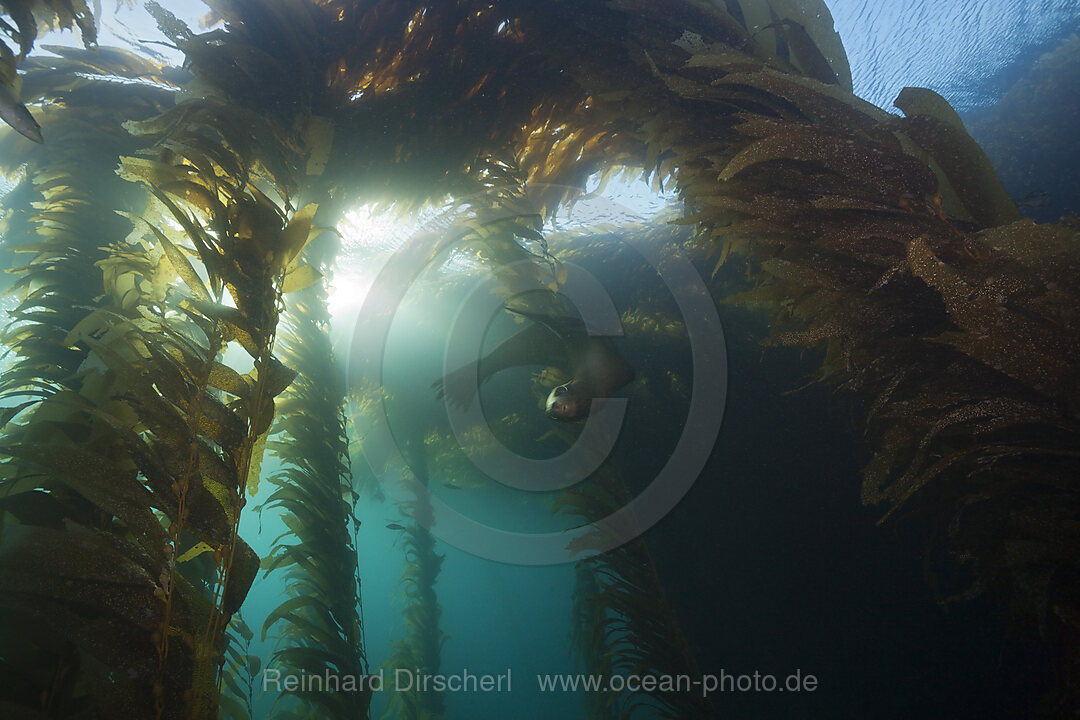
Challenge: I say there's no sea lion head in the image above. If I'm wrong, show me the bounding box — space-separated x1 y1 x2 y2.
545 383 591 421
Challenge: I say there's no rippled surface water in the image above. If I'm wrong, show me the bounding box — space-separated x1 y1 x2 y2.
831 0 1080 110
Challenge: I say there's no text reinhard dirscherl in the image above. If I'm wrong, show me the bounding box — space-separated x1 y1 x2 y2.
262 669 818 698
262 668 513 694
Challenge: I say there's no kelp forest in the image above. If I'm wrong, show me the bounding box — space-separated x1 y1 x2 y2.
0 0 1077 719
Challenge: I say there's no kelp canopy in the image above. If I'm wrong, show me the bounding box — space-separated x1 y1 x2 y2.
0 0 1078 718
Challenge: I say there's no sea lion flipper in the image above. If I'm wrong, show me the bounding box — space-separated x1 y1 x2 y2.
504 306 586 343
433 323 569 405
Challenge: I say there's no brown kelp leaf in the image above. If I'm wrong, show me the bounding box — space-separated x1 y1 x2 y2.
0 442 168 559
891 129 975 222
208 360 251 398
0 84 44 143
894 87 1020 227
3 2 37 58
246 428 269 495
184 299 263 357
0 489 67 528
270 203 319 272
0 593 160 681
764 0 852 91
977 219 1080 286
148 189 226 293
719 120 934 200
713 70 890 140
260 594 335 642
176 541 214 563
258 356 298 399
199 472 239 528
196 393 247 453
0 523 156 605
642 50 722 101
184 483 234 546
120 211 212 302
906 236 1076 398
249 398 275 440
758 19 839 87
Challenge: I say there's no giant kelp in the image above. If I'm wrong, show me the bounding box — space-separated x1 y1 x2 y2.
0 45 186 718
258 227 372 720
374 408 445 720
382 520 445 720
0 19 319 719
586 5 1078 713
558 463 712 720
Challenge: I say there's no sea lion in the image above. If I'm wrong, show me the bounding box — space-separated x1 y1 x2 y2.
433 306 634 421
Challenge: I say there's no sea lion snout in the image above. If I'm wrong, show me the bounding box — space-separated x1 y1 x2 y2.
546 385 591 421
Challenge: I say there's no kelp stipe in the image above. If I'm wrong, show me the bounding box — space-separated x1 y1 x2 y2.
114 108 325 716
381 526 446 720
258 226 372 720
1 27 318 716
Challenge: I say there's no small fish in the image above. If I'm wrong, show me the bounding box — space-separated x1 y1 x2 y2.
442 482 461 490
0 85 44 144
385 522 407 531
1015 190 1052 210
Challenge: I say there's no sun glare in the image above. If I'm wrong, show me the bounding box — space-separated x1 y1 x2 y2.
328 177 675 322
329 204 426 321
